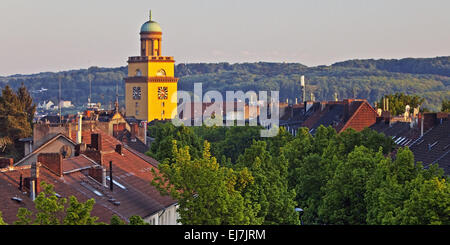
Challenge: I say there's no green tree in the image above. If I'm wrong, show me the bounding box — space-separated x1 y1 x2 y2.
33 182 67 225
146 122 203 163
110 215 127 225
235 140 299 225
13 181 100 225
378 93 424 116
318 146 382 224
129 215 149 225
441 99 450 112
212 125 263 163
365 147 448 225
0 212 7 225
17 83 36 127
151 140 260 225
397 177 450 225
0 85 33 160
63 196 98 225
14 208 33 225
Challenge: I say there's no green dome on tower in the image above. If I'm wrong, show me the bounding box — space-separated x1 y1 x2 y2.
140 11 162 33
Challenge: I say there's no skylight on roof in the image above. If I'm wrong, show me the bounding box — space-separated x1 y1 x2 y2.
397 137 407 145
106 176 127 190
81 182 104 197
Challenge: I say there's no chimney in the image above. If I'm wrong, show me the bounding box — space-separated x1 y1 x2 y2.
38 153 63 177
91 133 102 151
30 180 36 201
0 158 13 169
75 144 81 156
113 124 118 137
423 113 437 132
88 166 107 187
301 75 305 103
143 121 148 146
115 144 123 155
344 100 350 120
131 123 138 142
30 162 40 193
83 150 103 166
109 161 113 192
19 174 23 191
77 114 83 144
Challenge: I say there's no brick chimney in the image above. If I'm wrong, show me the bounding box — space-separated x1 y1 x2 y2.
75 143 87 156
423 113 437 132
343 99 350 120
38 153 63 177
115 144 123 155
84 150 103 166
88 166 106 187
0 158 13 169
130 123 138 142
76 114 83 144
90 133 102 151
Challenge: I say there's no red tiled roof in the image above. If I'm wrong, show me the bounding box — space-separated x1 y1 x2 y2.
0 166 116 224
1 131 176 224
338 101 378 132
301 100 377 133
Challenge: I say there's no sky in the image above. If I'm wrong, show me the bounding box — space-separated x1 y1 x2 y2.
1 0 449 76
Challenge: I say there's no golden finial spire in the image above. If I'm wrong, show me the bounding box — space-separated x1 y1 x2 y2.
149 10 152 21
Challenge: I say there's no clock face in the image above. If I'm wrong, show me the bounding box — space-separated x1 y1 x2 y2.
158 87 168 100
133 87 141 100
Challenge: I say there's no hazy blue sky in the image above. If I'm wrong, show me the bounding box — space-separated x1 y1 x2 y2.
1 0 449 76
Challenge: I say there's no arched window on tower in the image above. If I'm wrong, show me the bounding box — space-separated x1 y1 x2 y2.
156 69 166 77
136 69 142 76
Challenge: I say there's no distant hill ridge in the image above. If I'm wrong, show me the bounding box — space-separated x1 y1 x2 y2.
0 56 449 112
332 56 450 77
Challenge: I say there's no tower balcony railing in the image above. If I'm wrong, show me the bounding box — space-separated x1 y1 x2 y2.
125 76 179 83
128 56 174 62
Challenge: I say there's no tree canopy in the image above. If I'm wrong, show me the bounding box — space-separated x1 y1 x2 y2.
149 122 449 225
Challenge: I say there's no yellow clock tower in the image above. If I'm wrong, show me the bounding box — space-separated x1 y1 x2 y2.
125 11 178 121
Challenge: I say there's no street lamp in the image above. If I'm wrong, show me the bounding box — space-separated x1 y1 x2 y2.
295 208 304 225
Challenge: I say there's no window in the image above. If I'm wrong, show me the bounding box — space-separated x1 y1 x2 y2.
156 69 166 77
135 69 142 76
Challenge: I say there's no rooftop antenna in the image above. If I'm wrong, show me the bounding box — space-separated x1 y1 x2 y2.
115 79 119 112
58 74 62 123
88 73 93 106
301 75 306 102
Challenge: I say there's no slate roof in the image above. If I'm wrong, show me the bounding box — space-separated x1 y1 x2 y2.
409 119 450 174
371 114 450 175
370 121 421 147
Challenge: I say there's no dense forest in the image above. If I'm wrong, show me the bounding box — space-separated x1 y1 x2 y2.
0 56 449 112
